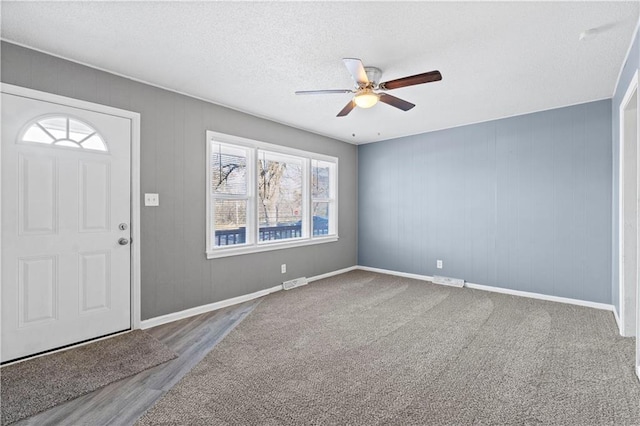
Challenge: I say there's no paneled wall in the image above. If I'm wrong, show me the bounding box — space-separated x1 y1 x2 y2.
1 42 358 320
359 100 612 303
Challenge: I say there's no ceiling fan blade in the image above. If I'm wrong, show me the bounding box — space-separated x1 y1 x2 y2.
379 70 442 91
337 100 356 117
295 89 353 95
378 93 415 111
343 58 369 86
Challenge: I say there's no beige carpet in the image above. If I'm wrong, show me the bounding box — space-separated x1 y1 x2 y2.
137 271 640 425
1 330 177 425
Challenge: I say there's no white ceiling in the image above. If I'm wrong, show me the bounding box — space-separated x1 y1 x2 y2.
2 1 639 144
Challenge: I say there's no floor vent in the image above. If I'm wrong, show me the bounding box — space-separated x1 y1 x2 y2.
283 277 308 290
432 276 464 288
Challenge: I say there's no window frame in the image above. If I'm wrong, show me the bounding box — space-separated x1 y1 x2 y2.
206 131 338 259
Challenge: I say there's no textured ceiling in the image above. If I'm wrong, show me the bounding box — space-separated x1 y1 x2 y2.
2 1 639 144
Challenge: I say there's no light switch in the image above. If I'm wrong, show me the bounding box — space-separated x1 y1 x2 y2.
145 193 159 207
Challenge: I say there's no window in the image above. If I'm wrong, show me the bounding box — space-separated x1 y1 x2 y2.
311 159 336 236
20 116 108 151
258 150 303 242
210 143 251 246
206 131 338 258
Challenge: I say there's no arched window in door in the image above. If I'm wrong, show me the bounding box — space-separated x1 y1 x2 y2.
20 116 108 152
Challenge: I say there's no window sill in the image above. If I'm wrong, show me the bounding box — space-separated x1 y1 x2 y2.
206 235 339 259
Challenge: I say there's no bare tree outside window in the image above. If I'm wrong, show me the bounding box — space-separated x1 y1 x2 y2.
258 151 302 240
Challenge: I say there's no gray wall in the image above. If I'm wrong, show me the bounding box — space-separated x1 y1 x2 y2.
359 100 613 304
1 41 358 320
612 27 640 314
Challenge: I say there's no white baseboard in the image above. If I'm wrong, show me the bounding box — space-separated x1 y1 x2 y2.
140 265 359 330
636 365 640 382
356 265 614 312
462 282 613 311
613 306 623 334
308 265 358 283
140 284 283 330
357 265 435 283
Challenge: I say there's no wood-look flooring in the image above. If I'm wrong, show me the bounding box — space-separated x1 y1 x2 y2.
14 299 261 426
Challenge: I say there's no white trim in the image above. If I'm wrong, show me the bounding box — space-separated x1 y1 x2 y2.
613 16 640 98
355 266 615 311
206 131 338 169
130 107 142 329
140 265 358 330
307 265 358 283
463 282 614 312
140 284 283 330
613 306 623 334
207 236 339 259
356 265 467 289
618 70 639 337
1 83 141 126
357 265 435 284
0 83 143 330
636 365 640 382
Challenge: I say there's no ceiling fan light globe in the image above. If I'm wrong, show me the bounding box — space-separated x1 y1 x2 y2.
354 92 379 109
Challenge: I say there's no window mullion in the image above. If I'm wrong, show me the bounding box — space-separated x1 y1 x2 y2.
303 157 310 238
250 147 259 245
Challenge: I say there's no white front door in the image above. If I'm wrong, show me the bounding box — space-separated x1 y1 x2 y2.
1 92 132 362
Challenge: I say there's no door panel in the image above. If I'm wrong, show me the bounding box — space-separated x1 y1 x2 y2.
2 92 132 362
79 250 111 313
19 154 58 235
18 255 57 326
79 161 111 232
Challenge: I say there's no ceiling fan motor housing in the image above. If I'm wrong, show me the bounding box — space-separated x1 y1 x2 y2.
363 67 382 88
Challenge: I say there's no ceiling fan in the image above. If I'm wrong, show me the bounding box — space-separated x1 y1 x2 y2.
295 58 442 117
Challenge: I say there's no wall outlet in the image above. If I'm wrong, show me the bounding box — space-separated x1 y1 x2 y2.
436 259 443 269
281 264 286 274
144 193 159 207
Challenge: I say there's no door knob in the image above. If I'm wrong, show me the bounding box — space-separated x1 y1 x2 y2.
118 238 130 246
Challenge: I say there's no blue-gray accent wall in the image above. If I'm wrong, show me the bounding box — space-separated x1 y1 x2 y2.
612 26 640 313
359 100 613 304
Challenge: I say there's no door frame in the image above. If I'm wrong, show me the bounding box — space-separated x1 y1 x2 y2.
617 69 640 381
618 69 639 338
0 83 142 332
